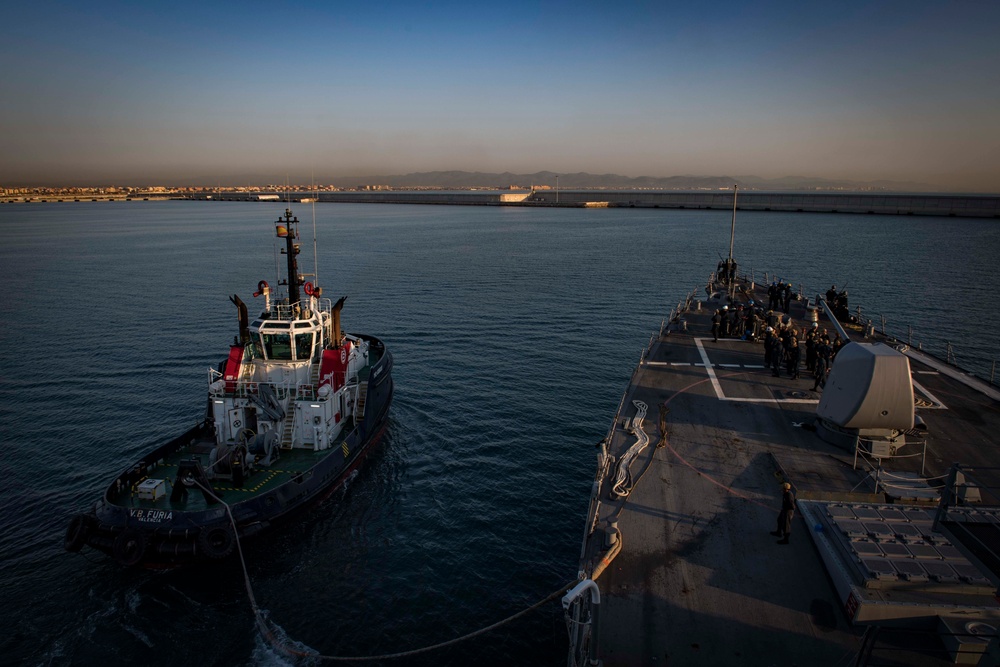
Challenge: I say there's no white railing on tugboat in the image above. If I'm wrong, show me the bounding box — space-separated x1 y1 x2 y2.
267 297 332 321
208 370 299 400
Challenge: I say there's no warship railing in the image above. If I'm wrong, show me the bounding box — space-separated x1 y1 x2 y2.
756 270 996 387
848 305 998 388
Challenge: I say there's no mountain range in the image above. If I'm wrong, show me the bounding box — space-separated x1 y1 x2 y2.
329 171 944 192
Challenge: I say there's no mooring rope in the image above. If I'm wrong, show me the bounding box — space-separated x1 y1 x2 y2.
193 479 575 661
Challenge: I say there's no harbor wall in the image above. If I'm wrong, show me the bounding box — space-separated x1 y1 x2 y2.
8 191 999 218
233 190 1000 218
527 191 1000 218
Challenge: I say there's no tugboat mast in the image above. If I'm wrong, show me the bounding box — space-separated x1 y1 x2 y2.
279 208 303 306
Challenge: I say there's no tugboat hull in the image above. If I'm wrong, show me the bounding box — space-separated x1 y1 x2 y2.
66 351 392 567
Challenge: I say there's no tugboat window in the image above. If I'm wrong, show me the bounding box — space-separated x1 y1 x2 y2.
250 335 263 359
262 333 292 360
295 333 314 360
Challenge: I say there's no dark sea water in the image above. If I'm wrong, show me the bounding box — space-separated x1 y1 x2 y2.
1 201 998 666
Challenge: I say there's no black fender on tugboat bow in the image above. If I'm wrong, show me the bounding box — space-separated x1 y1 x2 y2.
113 528 147 566
198 524 237 559
64 514 93 553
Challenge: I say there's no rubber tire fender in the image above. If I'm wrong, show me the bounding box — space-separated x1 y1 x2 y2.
198 524 236 559
113 529 147 566
65 514 93 553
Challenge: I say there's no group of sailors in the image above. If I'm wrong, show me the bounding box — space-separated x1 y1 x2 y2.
767 280 795 314
764 321 844 389
710 302 845 392
710 303 760 341
707 264 854 389
825 284 853 323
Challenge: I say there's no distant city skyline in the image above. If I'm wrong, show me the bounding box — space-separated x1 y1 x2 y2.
2 1 998 192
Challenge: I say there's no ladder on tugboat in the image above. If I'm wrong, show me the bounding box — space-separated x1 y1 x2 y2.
309 356 321 388
280 405 296 450
356 381 368 423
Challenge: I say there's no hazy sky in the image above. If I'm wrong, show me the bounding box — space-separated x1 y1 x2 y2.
2 1 999 190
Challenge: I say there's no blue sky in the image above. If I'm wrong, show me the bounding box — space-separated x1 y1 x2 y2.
2 1 998 190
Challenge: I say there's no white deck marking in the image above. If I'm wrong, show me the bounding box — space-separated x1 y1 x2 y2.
914 370 940 375
912 378 948 410
694 337 725 398
694 337 819 404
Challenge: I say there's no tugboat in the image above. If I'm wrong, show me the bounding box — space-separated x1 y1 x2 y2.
65 208 393 567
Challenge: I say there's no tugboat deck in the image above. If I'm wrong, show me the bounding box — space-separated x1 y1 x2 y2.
115 422 355 513
576 279 1000 666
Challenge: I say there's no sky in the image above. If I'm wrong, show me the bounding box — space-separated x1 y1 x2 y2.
2 1 999 191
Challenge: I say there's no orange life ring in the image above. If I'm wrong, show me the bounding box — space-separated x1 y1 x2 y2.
303 281 315 296
253 280 269 297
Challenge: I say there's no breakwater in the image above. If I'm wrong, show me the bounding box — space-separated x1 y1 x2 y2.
9 190 998 218
193 190 1000 218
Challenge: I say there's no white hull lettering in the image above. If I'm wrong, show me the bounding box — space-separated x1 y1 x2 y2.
128 508 173 523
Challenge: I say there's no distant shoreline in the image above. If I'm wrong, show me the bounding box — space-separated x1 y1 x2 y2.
4 190 999 219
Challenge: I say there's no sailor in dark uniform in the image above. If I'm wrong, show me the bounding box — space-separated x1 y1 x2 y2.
771 482 795 544
805 324 818 373
711 310 721 342
832 333 844 358
786 336 801 379
813 339 832 391
771 333 784 377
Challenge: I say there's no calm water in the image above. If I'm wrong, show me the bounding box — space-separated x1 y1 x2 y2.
1 202 998 666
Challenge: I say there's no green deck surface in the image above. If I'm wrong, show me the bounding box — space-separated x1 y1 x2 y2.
115 426 353 512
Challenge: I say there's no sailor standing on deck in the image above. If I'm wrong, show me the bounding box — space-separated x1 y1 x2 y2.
805 323 818 373
711 310 721 342
770 332 785 377
787 336 801 379
771 482 795 544
813 338 832 391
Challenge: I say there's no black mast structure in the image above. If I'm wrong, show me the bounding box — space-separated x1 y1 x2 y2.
278 208 303 306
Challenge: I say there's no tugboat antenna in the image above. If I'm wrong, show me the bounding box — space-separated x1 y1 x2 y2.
312 174 319 290
728 184 738 261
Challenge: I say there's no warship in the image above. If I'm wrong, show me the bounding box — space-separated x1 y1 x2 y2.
565 195 1000 666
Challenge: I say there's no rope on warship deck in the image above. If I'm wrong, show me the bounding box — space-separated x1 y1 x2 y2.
192 479 576 662
610 400 650 498
651 373 775 512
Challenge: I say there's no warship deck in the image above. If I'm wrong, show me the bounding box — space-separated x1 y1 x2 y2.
574 276 1000 666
